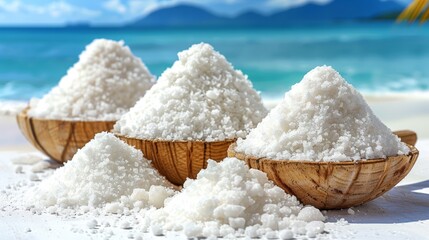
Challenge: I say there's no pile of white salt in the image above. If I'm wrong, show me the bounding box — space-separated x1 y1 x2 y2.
114 43 267 141
28 39 155 121
26 132 174 210
143 158 326 239
236 66 409 161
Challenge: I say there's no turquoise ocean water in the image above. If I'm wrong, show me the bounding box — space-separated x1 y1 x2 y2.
1 22 429 102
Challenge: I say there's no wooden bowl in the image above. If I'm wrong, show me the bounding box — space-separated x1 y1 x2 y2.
227 131 419 210
16 108 115 163
116 134 235 185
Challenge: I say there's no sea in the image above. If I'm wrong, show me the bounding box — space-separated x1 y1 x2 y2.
1 22 429 103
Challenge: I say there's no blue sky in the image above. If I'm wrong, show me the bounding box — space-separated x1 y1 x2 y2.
0 0 410 26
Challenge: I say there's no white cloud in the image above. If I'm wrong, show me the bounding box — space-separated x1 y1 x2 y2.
0 0 21 12
103 0 127 14
267 0 331 8
133 0 194 15
0 0 99 18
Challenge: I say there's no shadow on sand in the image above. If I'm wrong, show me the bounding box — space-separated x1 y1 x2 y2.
326 180 429 224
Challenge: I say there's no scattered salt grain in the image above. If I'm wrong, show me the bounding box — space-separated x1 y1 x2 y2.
236 66 409 161
151 224 163 236
120 221 132 229
348 208 355 215
279 229 294 240
144 158 325 238
15 166 23 174
47 206 57 214
306 221 325 238
105 202 122 214
26 132 173 208
297 206 326 222
31 161 51 173
29 174 39 181
28 39 155 121
114 43 267 141
87 219 98 229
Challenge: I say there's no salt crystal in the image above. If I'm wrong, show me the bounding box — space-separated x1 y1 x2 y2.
87 219 98 229
265 230 278 239
15 166 23 174
151 224 163 236
148 186 174 209
26 132 173 208
297 206 326 222
279 229 294 240
28 39 154 121
31 161 51 173
305 221 325 238
347 208 355 215
114 43 267 141
29 174 39 181
236 66 409 161
120 221 131 229
144 158 325 238
47 206 57 214
105 202 122 214
184 223 203 238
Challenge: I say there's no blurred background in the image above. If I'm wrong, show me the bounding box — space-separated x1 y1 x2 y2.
0 0 427 102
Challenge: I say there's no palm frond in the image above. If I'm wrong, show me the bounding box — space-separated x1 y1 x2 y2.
397 0 429 23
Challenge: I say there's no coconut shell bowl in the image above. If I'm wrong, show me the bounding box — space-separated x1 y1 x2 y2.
16 108 115 163
228 130 419 210
116 134 235 185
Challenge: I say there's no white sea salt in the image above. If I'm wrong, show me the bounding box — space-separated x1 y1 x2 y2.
31 161 51 173
87 219 98 229
143 157 325 238
28 39 155 121
15 166 23 174
11 154 43 165
236 66 409 161
26 132 173 208
29 174 39 181
114 43 267 141
120 221 132 229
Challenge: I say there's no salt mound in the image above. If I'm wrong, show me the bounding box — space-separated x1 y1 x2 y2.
236 66 409 161
114 43 267 141
28 39 155 121
26 132 173 208
143 158 325 238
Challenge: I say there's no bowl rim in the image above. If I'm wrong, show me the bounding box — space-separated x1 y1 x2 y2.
113 132 237 144
18 107 117 124
229 142 419 165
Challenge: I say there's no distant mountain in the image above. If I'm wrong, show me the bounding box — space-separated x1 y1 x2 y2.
132 5 227 27
270 0 404 22
233 11 270 26
131 0 405 27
